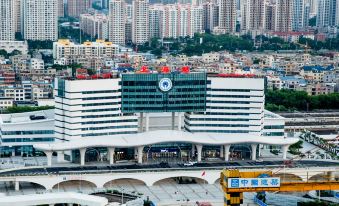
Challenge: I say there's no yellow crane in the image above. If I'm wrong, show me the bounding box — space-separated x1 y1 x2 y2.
220 169 339 206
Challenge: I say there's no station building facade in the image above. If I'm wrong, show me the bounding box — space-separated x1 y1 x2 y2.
48 72 292 164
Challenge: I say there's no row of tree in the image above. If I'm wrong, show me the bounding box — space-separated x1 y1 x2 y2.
265 89 339 112
137 33 339 56
4 106 54 114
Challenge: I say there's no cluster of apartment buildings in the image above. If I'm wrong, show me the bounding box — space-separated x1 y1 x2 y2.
79 0 339 46
0 0 338 45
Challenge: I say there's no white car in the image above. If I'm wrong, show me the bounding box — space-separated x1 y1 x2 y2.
184 161 197 166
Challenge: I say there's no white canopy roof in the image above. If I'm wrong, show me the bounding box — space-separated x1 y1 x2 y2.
34 130 298 151
0 192 108 206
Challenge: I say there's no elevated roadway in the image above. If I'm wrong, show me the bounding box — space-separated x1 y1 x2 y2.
0 160 337 191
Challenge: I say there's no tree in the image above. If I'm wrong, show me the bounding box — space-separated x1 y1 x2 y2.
309 16 316 27
0 49 8 58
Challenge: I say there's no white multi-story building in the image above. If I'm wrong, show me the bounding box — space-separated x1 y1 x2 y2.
54 78 139 141
0 0 15 41
0 109 55 156
185 77 264 136
80 13 109 40
36 73 297 166
292 0 305 31
276 0 293 32
241 0 266 35
13 0 21 33
109 0 127 45
218 0 237 33
316 0 338 28
150 4 204 39
30 58 44 70
149 4 163 38
21 0 58 41
53 39 120 65
132 0 149 44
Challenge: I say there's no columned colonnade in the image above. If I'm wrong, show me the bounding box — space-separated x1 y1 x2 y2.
43 143 290 166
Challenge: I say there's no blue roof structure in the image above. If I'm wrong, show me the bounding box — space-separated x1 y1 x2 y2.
302 65 334 72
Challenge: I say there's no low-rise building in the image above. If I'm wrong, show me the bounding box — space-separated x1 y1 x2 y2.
0 109 55 156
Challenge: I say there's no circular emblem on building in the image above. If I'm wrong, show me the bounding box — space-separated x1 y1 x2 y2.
159 78 173 92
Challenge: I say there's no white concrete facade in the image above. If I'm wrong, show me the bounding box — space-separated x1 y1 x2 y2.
21 0 58 41
0 41 28 54
53 39 120 64
109 0 127 45
132 0 150 44
54 78 138 141
185 77 264 136
0 109 55 155
0 0 15 41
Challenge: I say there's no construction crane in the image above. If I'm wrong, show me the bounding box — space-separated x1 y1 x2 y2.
220 169 339 206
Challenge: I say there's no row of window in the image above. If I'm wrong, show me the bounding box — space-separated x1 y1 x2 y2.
263 132 284 136
1 130 54 135
82 102 120 107
208 89 263 92
184 122 251 127
82 96 121 100
185 117 259 122
2 138 54 143
263 125 284 129
81 125 138 131
207 95 263 98
184 127 252 133
193 112 261 116
81 131 137 137
81 119 138 125
82 90 120 94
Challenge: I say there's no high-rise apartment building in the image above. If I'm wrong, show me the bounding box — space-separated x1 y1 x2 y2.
80 13 109 40
316 0 338 27
202 2 219 32
67 0 91 18
292 0 305 31
241 0 266 34
13 0 21 33
149 4 163 38
58 0 64 17
149 4 204 39
265 3 277 31
132 0 149 44
276 0 293 32
0 0 15 41
22 0 58 41
218 0 237 33
109 0 126 45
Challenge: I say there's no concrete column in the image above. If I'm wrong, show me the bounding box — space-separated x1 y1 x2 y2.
137 146 144 164
57 151 64 163
15 181 19 191
282 145 289 160
134 148 138 159
171 112 175 130
251 144 257 161
79 148 86 166
196 144 203 162
108 148 115 164
11 149 15 157
139 112 144 132
224 145 231 161
145 113 150 132
220 145 224 158
177 112 182 130
327 171 335 181
191 144 195 157
45 151 53 166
